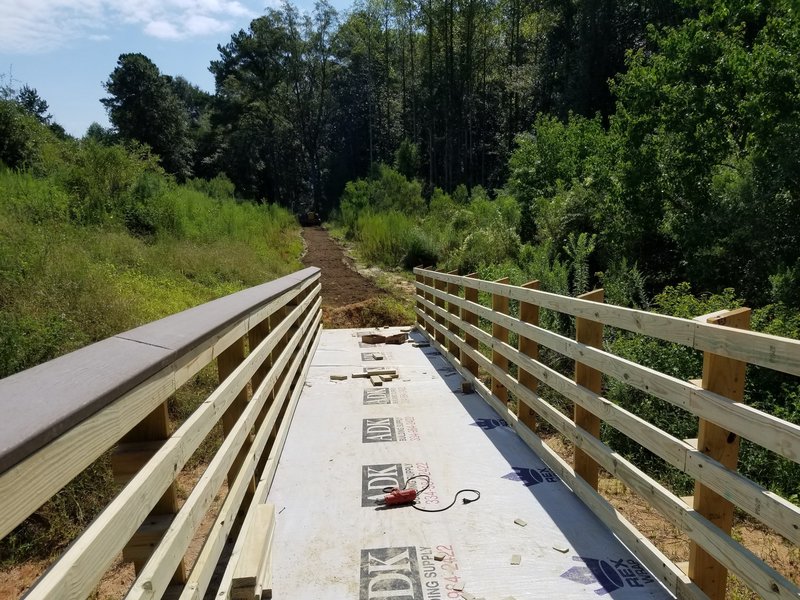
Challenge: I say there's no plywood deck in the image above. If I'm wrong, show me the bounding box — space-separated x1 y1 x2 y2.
265 327 674 599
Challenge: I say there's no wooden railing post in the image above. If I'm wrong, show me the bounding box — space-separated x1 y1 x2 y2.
249 314 274 478
112 401 188 583
423 267 435 336
434 271 447 345
415 267 424 328
218 336 255 493
461 273 480 377
446 270 460 356
574 288 604 490
518 281 540 431
688 308 751 600
491 277 510 405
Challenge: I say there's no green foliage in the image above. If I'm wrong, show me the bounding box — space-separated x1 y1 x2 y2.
609 0 800 301
605 283 799 497
394 139 420 180
355 211 415 267
0 99 56 169
597 258 649 309
102 53 195 179
339 164 425 239
508 114 614 245
563 232 596 296
185 174 236 201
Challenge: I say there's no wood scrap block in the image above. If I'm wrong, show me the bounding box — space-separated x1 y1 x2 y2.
372 353 384 360
412 342 430 348
362 334 386 344
385 333 407 344
513 518 527 527
255 538 274 599
231 504 275 600
370 375 383 386
379 375 392 382
364 368 398 376
510 554 521 565
329 374 348 381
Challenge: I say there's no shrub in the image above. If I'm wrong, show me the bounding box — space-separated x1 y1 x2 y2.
356 211 414 267
0 99 54 169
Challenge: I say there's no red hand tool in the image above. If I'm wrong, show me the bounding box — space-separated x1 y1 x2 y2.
376 487 418 506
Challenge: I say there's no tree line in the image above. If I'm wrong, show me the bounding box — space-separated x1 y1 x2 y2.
3 0 799 308
97 0 685 210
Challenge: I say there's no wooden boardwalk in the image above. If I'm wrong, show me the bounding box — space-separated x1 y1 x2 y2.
265 328 673 599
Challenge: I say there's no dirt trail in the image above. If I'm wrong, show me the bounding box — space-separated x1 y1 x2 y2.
301 227 384 308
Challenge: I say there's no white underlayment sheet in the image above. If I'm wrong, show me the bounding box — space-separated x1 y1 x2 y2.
266 328 674 600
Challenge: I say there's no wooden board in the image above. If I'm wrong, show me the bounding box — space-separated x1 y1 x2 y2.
574 289 604 490
413 268 800 377
417 279 800 466
231 504 276 599
21 299 320 600
491 278 510 405
414 295 800 545
177 325 320 600
0 268 320 478
415 309 800 599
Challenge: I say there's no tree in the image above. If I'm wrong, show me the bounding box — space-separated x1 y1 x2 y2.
610 0 800 303
102 54 194 179
211 2 338 209
16 85 51 124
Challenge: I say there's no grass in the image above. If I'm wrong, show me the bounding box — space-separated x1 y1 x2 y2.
0 160 302 566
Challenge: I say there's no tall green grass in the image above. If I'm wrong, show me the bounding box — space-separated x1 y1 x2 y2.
0 171 301 378
0 132 302 566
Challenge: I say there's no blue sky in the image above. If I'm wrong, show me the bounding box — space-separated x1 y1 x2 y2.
0 0 351 137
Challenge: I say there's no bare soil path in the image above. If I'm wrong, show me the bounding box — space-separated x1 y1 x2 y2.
301 226 384 308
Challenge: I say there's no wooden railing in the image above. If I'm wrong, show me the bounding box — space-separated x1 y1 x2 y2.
0 267 322 599
413 267 800 600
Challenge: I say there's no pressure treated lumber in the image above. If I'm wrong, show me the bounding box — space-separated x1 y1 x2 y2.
0 268 320 479
415 308 799 599
124 307 320 600
23 293 319 600
413 267 800 377
219 336 254 492
413 294 800 546
416 279 800 467
0 275 320 542
517 281 540 431
461 273 480 377
114 400 187 582
574 289 604 490
446 270 460 356
231 504 276 600
434 271 447 345
689 308 751 600
415 268 424 327
352 368 397 378
491 277 510 405
177 324 320 600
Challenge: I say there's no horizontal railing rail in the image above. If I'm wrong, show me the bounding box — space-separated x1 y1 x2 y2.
0 267 322 599
413 267 800 600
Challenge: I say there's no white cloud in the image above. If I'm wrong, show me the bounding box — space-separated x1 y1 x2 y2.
0 0 258 53
144 20 182 40
185 15 232 36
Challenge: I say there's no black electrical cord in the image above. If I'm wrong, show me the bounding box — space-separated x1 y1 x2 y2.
383 475 481 512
